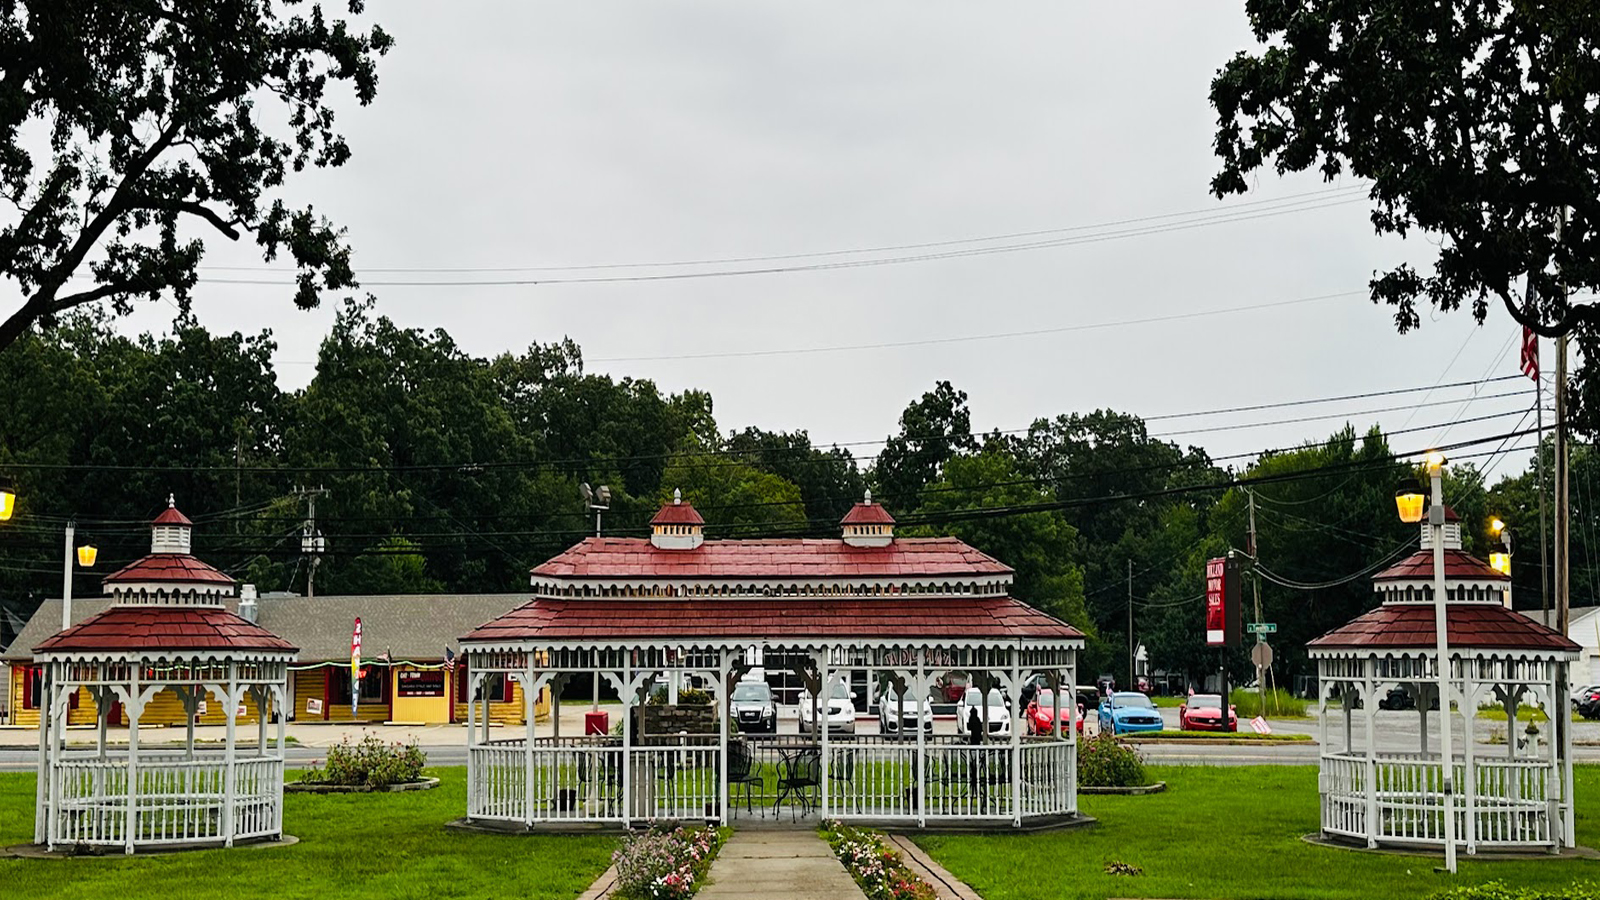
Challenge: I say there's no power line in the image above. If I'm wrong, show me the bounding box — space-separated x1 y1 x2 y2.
126 195 1371 289
0 376 1532 477
587 291 1362 364
200 185 1373 276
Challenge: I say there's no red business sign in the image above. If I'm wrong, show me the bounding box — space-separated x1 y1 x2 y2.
1205 555 1241 647
1205 557 1226 645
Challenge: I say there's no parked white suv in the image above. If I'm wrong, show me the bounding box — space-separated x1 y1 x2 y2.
798 680 856 734
956 687 1011 738
877 686 933 738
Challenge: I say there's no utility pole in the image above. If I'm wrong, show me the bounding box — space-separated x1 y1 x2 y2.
1248 490 1266 715
1528 278 1551 621
293 485 329 599
1126 559 1134 692
61 520 74 630
1556 333 1571 635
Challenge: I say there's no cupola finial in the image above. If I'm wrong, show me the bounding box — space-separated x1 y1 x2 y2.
167 493 175 508
673 487 682 505
864 487 873 505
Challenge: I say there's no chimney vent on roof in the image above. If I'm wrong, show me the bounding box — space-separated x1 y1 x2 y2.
841 489 895 547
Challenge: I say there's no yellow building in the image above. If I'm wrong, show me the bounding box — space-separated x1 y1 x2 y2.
7 592 547 727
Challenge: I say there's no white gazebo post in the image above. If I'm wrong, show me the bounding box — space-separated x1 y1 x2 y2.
915 647 927 829
1362 660 1377 848
717 647 731 826
819 650 831 819
1010 647 1022 827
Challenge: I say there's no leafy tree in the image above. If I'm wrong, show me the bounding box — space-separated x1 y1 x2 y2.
1210 2 1600 428
724 427 866 529
908 444 1093 637
657 442 807 536
0 1 392 351
872 381 977 510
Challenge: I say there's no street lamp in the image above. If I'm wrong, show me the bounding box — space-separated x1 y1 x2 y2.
60 520 97 628
0 482 14 521
580 483 611 537
1400 451 1457 872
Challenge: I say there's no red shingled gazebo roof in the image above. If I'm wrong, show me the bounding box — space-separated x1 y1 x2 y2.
34 606 297 654
650 501 705 526
1372 549 1507 583
531 536 1012 580
151 505 193 527
1307 603 1577 652
102 553 236 586
841 502 896 526
463 595 1081 643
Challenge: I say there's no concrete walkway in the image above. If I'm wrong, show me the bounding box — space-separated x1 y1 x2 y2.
698 830 866 900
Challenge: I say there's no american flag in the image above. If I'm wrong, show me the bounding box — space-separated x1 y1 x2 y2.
1521 326 1539 381
443 647 456 671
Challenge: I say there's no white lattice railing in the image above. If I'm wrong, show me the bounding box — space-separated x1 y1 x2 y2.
469 735 1078 826
1321 752 1557 848
48 753 283 848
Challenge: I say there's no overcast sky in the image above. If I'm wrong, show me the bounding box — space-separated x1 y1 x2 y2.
96 2 1541 476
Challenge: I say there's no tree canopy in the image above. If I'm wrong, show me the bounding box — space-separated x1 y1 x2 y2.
0 1 392 351
1211 1 1600 426
0 312 1577 692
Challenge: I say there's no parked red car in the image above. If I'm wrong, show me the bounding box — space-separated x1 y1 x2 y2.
1179 693 1237 732
1025 689 1084 735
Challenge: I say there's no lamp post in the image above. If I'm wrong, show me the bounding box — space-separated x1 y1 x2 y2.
1395 452 1456 873
1490 519 1513 607
60 520 97 629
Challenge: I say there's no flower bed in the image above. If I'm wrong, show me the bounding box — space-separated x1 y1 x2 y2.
300 734 427 789
611 825 727 900
821 820 938 900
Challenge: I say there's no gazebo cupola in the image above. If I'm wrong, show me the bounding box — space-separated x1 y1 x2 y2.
841 489 895 548
102 495 237 604
1372 505 1511 607
650 489 705 550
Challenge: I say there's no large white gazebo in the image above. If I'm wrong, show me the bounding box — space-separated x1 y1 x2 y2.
31 499 296 853
1309 510 1580 854
459 494 1085 830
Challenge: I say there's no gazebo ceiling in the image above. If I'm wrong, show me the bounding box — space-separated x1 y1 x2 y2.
1307 603 1578 653
34 606 297 654
462 595 1081 644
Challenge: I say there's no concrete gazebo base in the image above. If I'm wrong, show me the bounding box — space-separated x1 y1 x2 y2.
1301 832 1599 862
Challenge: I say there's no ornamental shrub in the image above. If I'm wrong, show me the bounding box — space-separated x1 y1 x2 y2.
611 825 725 900
1076 734 1147 787
821 820 939 900
1429 883 1600 900
303 734 426 787
647 686 713 706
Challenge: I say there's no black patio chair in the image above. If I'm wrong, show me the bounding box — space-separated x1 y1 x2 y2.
775 748 821 821
576 749 621 814
727 741 765 817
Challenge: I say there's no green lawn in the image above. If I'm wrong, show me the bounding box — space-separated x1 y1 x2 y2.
1124 730 1312 742
0 767 614 900
914 765 1600 900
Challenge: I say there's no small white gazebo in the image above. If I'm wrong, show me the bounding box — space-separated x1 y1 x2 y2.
31 499 297 853
1309 510 1580 854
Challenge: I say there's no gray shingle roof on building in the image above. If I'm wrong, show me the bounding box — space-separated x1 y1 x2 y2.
2 594 529 662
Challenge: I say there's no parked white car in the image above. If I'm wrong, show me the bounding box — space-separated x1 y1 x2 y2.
877 686 933 738
1572 684 1600 710
798 680 856 734
956 687 1011 738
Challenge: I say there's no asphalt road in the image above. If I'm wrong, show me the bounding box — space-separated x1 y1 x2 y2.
3 703 1595 771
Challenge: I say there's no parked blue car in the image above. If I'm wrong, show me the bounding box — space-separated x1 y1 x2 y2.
1098 691 1164 735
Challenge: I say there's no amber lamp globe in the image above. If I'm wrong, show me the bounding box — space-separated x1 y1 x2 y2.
77 544 97 567
0 486 13 521
1395 488 1425 524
